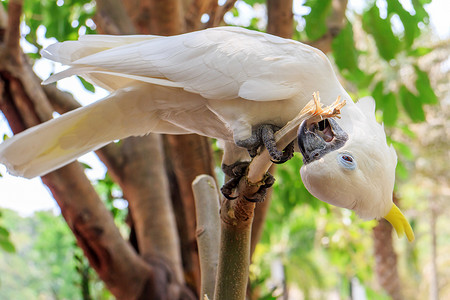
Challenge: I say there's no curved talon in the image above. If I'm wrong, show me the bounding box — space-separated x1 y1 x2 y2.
269 141 295 164
222 193 238 200
244 194 265 203
248 148 258 158
242 172 275 202
221 161 250 200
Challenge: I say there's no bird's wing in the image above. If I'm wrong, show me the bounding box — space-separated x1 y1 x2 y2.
42 27 333 101
0 83 229 178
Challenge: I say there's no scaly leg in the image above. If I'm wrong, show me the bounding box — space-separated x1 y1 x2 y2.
236 124 295 164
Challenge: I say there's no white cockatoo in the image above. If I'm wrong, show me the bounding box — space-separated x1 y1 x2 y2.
0 27 413 241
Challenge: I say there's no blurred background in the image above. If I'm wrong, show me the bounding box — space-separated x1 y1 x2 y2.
0 0 448 299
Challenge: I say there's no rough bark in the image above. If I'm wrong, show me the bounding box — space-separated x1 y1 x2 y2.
95 0 190 296
267 0 293 38
0 2 191 298
0 0 199 299
373 196 404 300
164 134 215 294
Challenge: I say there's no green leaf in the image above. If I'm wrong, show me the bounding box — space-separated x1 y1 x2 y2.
242 0 265 5
77 76 96 93
391 140 415 160
372 80 385 111
396 159 409 180
0 226 9 237
399 85 425 122
0 238 15 253
371 82 398 126
381 92 398 127
303 0 333 40
411 0 430 24
399 124 416 139
362 4 400 61
80 162 93 170
414 65 438 104
387 0 420 48
408 47 433 57
332 21 359 72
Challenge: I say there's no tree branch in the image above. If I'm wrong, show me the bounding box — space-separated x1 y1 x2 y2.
96 0 136 34
186 0 210 31
192 175 220 299
208 0 237 28
41 163 162 300
215 94 346 300
267 0 293 38
4 0 22 63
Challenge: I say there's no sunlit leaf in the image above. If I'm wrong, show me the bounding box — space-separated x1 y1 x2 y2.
387 0 420 48
80 162 93 170
408 46 432 57
241 0 265 5
411 0 430 24
381 92 398 127
0 238 15 253
372 80 385 111
395 159 409 180
399 85 425 122
371 81 398 126
332 21 359 72
391 140 415 160
303 0 332 40
0 226 9 237
399 124 416 139
77 76 96 93
362 4 400 61
414 65 438 104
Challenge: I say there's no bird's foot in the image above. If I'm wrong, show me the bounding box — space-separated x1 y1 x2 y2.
300 92 346 120
221 162 275 202
221 161 250 200
243 172 275 202
236 124 295 164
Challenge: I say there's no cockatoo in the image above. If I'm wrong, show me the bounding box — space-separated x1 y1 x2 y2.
0 26 414 241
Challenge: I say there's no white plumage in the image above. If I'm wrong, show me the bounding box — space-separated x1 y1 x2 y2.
0 27 413 240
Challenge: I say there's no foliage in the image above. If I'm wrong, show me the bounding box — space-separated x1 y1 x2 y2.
332 0 437 127
0 210 15 253
0 209 113 299
0 0 443 298
22 0 96 46
236 0 441 298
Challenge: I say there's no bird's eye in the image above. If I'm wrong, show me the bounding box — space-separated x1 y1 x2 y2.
337 152 356 170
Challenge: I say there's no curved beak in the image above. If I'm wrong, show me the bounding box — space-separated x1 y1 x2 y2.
384 203 415 242
297 118 348 164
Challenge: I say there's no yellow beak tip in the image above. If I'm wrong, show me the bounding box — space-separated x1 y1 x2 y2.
384 204 415 243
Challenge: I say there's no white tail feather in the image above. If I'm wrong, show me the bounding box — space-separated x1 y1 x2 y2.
0 86 160 178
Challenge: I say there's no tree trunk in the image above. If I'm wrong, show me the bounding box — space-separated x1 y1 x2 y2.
373 196 404 300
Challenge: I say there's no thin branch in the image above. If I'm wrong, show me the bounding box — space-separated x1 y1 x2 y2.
208 0 237 28
5 0 23 63
186 0 211 31
214 193 255 300
192 175 220 299
95 0 136 34
214 94 346 300
267 0 293 38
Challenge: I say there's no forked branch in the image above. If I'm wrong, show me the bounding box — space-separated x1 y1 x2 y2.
214 93 346 300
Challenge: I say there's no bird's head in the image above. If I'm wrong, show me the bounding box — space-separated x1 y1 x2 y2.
297 97 414 241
